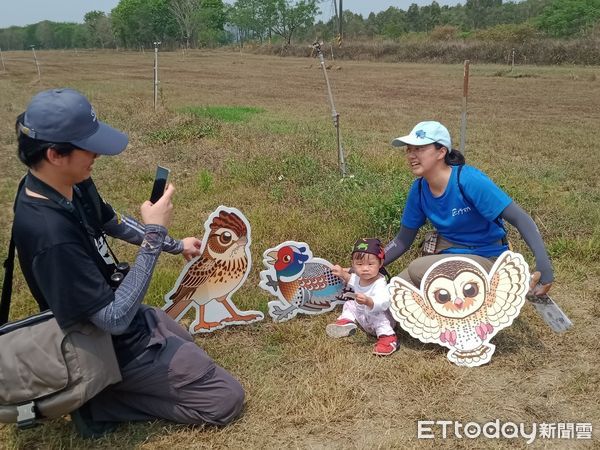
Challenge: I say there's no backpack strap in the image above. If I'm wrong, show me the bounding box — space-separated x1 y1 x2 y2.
456 165 509 245
1 176 27 326
0 236 16 326
379 266 391 283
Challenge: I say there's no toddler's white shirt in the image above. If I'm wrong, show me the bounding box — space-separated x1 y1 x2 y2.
347 274 390 314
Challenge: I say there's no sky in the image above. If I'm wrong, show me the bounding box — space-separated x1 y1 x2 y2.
0 0 463 28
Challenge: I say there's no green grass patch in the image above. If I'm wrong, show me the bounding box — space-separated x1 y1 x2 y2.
196 169 214 194
492 69 539 78
547 235 600 262
146 122 216 144
367 188 409 237
180 105 265 123
256 117 309 134
225 156 275 186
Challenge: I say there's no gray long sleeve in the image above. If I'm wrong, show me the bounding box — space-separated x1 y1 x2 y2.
500 201 554 284
103 212 183 254
90 224 167 334
383 225 419 266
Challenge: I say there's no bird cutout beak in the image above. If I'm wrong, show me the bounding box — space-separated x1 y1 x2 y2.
236 236 248 247
264 250 278 265
454 297 464 309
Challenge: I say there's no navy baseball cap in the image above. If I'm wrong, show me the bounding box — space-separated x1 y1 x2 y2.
19 88 128 155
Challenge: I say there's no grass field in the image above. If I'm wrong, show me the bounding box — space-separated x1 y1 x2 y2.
0 49 599 449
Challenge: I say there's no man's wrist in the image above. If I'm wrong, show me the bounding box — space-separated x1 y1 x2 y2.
163 236 184 254
141 224 167 251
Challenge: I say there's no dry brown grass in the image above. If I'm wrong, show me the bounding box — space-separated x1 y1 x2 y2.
0 49 599 448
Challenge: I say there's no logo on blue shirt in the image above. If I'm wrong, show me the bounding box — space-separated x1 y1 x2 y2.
452 206 472 217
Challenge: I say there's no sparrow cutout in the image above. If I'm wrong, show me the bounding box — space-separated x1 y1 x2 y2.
163 206 263 334
389 251 529 367
259 241 345 322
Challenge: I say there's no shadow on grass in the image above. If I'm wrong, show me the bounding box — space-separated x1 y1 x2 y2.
4 385 249 448
393 315 547 359
492 315 548 357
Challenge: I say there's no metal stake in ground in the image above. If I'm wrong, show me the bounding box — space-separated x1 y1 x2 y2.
312 40 347 177
0 47 6 72
511 48 515 72
459 60 470 155
30 45 40 81
153 41 161 111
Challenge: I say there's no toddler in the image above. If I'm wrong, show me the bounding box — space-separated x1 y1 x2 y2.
328 238 398 356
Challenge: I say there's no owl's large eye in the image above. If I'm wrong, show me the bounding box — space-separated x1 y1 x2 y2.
282 254 291 263
463 283 479 298
218 231 233 245
433 289 451 304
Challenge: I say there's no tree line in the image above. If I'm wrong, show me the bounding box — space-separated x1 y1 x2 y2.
1 0 599 51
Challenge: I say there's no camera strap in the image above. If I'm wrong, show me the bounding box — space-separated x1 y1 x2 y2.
73 179 124 269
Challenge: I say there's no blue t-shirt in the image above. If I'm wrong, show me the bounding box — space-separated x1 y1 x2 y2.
401 165 512 257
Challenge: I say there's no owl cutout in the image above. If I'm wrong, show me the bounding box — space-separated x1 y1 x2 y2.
163 206 263 334
389 251 529 367
259 241 345 322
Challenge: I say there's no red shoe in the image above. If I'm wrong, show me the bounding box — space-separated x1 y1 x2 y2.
373 335 398 356
326 319 357 338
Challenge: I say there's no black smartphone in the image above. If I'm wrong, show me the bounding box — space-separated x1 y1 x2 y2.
149 165 170 203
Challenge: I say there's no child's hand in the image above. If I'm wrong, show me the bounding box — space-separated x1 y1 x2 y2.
355 293 374 309
331 264 344 277
331 265 351 283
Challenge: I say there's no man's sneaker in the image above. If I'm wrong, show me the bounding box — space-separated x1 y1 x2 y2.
373 335 398 356
70 402 119 439
326 319 357 338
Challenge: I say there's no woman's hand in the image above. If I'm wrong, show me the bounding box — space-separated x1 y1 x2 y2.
529 271 552 296
181 237 202 261
140 183 174 228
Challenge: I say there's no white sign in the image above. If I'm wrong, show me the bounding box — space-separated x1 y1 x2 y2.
163 206 263 333
389 251 529 367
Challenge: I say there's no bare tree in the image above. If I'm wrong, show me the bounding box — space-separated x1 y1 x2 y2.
169 0 202 48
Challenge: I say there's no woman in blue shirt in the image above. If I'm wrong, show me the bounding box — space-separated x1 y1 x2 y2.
384 121 553 296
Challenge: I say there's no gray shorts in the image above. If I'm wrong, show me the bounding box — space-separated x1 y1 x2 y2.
397 254 496 288
89 306 244 426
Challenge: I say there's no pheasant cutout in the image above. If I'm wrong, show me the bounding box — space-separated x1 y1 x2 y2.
389 251 529 367
259 241 345 322
163 206 263 334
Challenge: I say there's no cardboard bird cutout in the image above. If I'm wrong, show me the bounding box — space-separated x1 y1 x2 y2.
259 241 346 322
389 251 529 367
163 206 263 334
